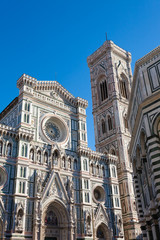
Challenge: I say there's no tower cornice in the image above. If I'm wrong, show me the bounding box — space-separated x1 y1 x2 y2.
87 40 131 67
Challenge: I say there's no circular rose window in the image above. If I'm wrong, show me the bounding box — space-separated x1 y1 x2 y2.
0 167 7 189
93 186 105 203
41 114 69 145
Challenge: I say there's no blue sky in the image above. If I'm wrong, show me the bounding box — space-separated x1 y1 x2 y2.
0 0 160 150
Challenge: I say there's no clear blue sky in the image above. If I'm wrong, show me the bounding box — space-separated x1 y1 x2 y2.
0 0 159 150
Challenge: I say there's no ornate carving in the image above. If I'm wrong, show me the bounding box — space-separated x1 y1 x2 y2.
15 202 25 233
66 178 74 202
86 211 92 236
35 170 43 196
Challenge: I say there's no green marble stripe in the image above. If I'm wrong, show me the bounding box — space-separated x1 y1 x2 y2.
151 155 160 163
149 147 160 153
153 167 160 173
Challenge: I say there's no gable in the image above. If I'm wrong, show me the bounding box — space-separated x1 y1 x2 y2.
41 171 69 204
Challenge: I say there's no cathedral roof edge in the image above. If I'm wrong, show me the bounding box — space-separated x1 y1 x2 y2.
0 97 18 121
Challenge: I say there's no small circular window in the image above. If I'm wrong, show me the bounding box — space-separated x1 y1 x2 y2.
93 186 105 203
0 167 7 188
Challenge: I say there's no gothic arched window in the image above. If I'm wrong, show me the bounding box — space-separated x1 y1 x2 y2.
102 166 105 177
100 79 108 102
83 159 88 171
120 79 128 99
22 144 27 157
112 166 116 178
97 165 100 175
74 159 77 170
108 116 113 131
111 149 116 155
101 119 106 134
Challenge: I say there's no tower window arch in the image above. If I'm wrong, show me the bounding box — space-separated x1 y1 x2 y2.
100 79 108 102
119 75 128 99
101 119 106 134
108 116 113 131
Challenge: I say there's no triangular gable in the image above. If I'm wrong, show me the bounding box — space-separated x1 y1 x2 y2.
41 171 69 204
94 204 110 228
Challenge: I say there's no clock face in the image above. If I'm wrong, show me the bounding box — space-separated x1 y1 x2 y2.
44 121 60 141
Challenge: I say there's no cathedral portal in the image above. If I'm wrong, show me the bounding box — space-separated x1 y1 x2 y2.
41 200 70 240
96 223 111 240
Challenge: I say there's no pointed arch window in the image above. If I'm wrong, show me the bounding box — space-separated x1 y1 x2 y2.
108 116 113 131
102 166 105 177
101 119 106 134
120 79 128 99
83 159 88 171
97 165 100 175
100 79 108 102
74 159 77 170
111 149 116 155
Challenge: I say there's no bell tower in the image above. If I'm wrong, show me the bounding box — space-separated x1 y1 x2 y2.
87 40 142 240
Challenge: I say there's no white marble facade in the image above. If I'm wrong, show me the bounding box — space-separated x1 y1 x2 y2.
0 74 123 240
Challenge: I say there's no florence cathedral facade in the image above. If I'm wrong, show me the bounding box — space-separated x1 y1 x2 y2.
0 40 155 240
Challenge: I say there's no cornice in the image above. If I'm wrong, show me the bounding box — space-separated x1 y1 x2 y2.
78 145 118 164
87 40 131 67
0 124 34 141
17 74 88 109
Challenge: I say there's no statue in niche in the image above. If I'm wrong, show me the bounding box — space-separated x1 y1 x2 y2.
117 214 123 236
30 149 34 161
7 143 11 157
86 214 92 236
16 208 23 233
36 170 42 195
67 178 74 200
